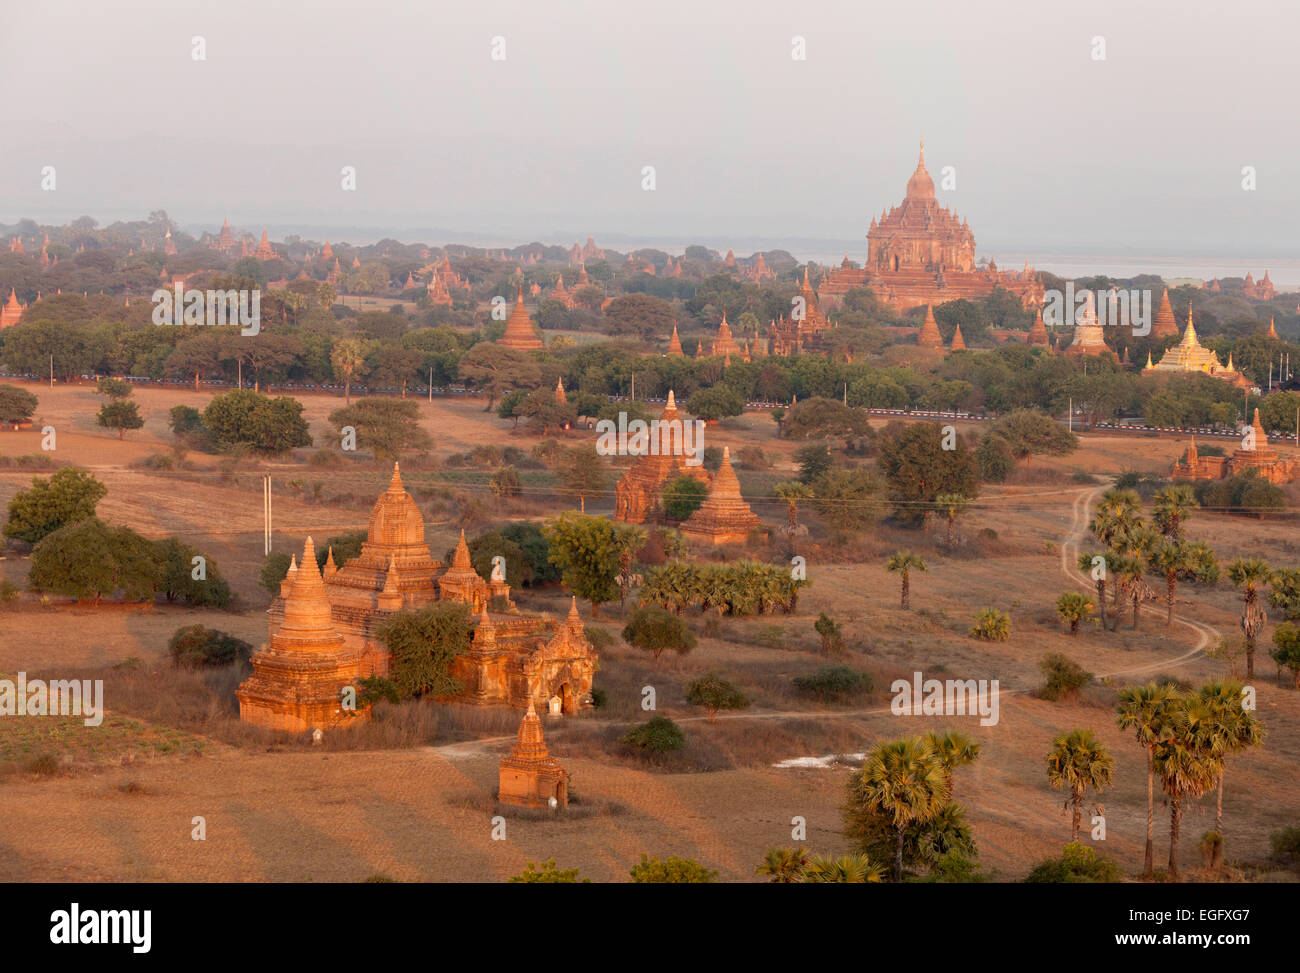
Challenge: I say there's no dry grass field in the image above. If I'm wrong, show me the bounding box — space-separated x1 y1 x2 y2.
1 380 1298 882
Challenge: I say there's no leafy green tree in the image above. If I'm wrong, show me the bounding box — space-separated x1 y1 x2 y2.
28 518 161 603
684 385 745 422
661 474 707 521
809 468 879 530
95 377 133 399
1269 567 1300 622
328 399 432 463
4 466 107 544
543 512 644 614
622 604 696 660
259 551 292 594
1046 729 1114 841
628 854 716 883
1272 624 1300 688
457 342 542 412
155 537 232 607
167 625 252 668
202 389 311 453
620 716 685 755
792 665 872 702
0 384 38 424
846 737 949 881
96 400 144 440
489 465 522 499
1055 591 1095 634
1227 557 1271 678
794 442 832 483
876 422 979 524
885 551 926 609
773 480 812 536
1116 682 1176 875
557 446 609 515
989 408 1078 464
1077 550 1118 631
685 671 751 722
376 602 474 699
814 612 845 654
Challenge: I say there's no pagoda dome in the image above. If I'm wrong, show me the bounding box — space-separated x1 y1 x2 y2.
365 464 426 547
905 140 935 200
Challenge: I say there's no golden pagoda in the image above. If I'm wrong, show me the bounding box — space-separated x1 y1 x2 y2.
680 446 763 546
237 537 370 733
1143 305 1248 386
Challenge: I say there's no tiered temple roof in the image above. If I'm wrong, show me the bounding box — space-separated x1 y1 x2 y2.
498 698 568 807
498 287 545 350
1152 289 1179 339
917 304 943 349
237 537 369 733
680 447 763 546
1064 292 1112 357
1143 306 1248 386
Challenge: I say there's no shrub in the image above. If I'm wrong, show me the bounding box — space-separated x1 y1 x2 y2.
167 625 254 668
814 612 846 654
4 466 107 544
1270 826 1300 868
1024 842 1121 883
1038 653 1093 701
357 676 401 706
508 860 589 883
792 665 873 702
629 854 716 883
969 608 1010 641
685 672 752 721
661 475 708 521
29 519 160 602
622 605 696 660
259 552 292 595
489 465 521 499
620 716 685 755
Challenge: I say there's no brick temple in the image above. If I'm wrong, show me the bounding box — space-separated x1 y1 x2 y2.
264 465 597 714
680 446 763 546
1172 411 1297 485
613 391 710 523
498 699 568 807
818 141 1043 314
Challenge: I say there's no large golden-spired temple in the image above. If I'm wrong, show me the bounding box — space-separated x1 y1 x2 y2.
245 465 597 731
818 142 1043 314
1142 305 1248 388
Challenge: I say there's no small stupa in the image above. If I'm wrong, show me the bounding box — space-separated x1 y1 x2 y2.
498 698 568 808
680 447 763 546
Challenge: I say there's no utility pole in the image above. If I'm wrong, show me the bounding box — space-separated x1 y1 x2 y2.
428 366 433 403
263 475 272 555
49 354 53 388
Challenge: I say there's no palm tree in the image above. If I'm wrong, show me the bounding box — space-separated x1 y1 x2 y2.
1055 591 1095 634
1227 558 1271 678
924 729 981 796
1116 555 1154 630
755 846 811 883
1147 539 1219 627
1077 550 1113 630
801 854 886 883
1046 729 1115 841
330 337 366 405
1156 696 1223 877
1117 682 1176 876
849 737 949 881
1090 488 1142 547
1152 485 1196 539
934 493 970 547
886 551 927 610
1195 681 1265 842
773 480 812 536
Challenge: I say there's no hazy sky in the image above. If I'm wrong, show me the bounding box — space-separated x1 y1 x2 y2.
3 0 1297 261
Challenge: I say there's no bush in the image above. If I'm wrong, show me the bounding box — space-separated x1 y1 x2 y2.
3 466 107 545
661 475 708 521
357 675 402 706
95 377 134 399
155 537 232 608
628 854 716 883
1038 653 1093 701
814 613 846 654
259 552 293 594
508 860 589 883
489 465 521 499
622 604 697 660
167 625 254 668
1024 842 1121 883
969 608 1010 641
28 519 160 602
620 716 686 755
685 672 752 720
792 665 873 702
1270 826 1300 868
0 383 39 424
976 434 1015 483
202 389 312 454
